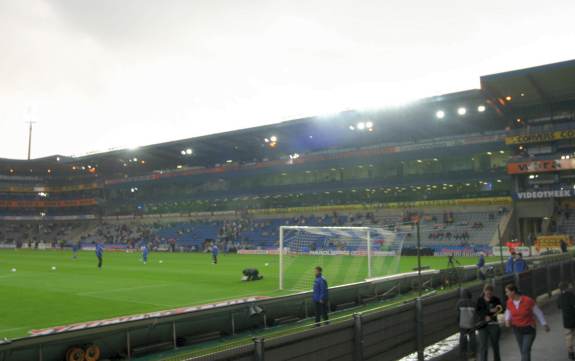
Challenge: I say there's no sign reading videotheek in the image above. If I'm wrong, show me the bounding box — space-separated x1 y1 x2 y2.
506 129 575 145
514 189 574 200
507 159 575 174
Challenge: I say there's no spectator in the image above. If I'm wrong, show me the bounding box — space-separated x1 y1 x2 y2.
505 252 516 274
476 284 503 361
457 289 477 359
504 283 550 361
514 253 528 273
561 239 569 254
558 282 575 360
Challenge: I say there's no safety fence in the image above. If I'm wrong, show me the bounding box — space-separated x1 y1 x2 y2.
0 254 571 361
166 255 574 361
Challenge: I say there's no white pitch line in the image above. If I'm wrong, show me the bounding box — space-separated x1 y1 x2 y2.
76 284 169 296
0 326 28 332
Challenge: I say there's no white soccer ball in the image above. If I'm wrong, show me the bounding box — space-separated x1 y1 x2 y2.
265 263 269 267
11 268 16 272
51 266 56 271
159 260 163 264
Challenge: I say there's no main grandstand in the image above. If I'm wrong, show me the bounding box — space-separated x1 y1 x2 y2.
1 60 575 361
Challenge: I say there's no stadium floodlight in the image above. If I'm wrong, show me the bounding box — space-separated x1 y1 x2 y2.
278 226 406 291
349 125 355 131
270 136 278 142
264 138 270 143
357 122 365 130
457 107 467 115
477 105 486 112
185 148 193 155
180 150 186 155
435 110 445 119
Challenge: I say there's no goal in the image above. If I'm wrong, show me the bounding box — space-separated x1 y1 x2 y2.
278 226 405 291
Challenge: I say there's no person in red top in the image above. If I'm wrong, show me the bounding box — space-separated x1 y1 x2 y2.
504 284 550 361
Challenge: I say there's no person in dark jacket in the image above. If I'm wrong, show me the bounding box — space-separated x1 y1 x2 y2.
561 239 569 254
457 289 477 359
513 253 528 273
558 282 575 360
476 284 503 361
505 252 516 274
312 266 329 326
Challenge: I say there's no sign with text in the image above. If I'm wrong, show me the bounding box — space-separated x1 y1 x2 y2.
507 159 575 174
514 189 574 200
506 129 575 145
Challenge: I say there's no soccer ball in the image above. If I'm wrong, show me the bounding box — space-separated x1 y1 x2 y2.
159 260 163 264
11 268 16 272
51 266 57 271
265 263 269 267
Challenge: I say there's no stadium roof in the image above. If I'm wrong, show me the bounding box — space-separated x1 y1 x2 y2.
5 59 575 179
481 59 575 111
0 90 500 178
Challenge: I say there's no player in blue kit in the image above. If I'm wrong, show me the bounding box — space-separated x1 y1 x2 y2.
95 242 104 270
211 243 219 264
141 244 149 264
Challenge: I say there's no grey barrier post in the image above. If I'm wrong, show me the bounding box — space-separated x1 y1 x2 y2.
531 269 537 298
546 264 552 298
37 345 43 361
172 321 177 349
126 329 131 360
415 298 424 361
353 313 364 361
254 337 265 361
569 259 575 284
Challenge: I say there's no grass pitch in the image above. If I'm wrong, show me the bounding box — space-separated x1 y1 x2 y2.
0 249 491 339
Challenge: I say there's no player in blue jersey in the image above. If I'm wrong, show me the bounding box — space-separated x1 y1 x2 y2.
211 243 219 264
141 244 149 264
72 242 80 259
95 242 104 270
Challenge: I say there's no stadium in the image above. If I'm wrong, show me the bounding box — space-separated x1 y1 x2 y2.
1 58 575 360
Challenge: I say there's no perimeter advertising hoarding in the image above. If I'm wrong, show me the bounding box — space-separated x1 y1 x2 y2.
507 159 575 174
506 129 575 145
514 189 574 200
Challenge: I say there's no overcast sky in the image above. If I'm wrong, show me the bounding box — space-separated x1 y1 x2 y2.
1 0 574 159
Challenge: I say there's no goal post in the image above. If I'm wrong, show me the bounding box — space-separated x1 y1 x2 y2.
278 225 404 291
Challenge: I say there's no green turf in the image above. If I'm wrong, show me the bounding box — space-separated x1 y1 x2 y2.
0 249 493 339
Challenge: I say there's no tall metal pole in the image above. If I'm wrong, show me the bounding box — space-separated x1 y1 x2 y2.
26 121 36 160
416 221 422 296
367 229 372 279
279 227 284 290
498 224 505 271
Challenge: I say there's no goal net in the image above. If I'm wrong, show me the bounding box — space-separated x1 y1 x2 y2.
279 226 405 291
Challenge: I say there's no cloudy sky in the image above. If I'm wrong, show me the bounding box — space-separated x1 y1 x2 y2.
1 0 574 159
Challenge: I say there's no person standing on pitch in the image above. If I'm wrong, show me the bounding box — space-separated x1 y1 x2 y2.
477 252 486 280
211 243 219 264
558 282 575 360
504 283 549 361
95 242 104 270
313 266 329 326
72 242 80 259
141 243 149 264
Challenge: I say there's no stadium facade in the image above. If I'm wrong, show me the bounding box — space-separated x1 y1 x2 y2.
1 59 575 253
